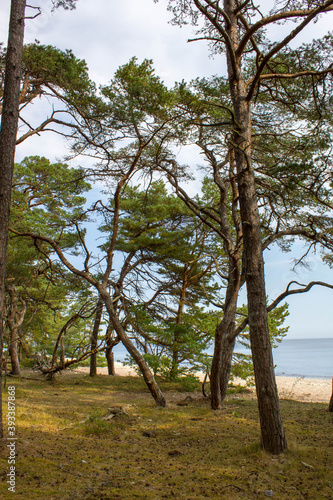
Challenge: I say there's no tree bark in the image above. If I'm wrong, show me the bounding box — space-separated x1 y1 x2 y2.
8 321 20 376
89 296 103 376
105 323 118 375
170 272 187 380
18 341 23 362
233 89 287 454
8 334 20 375
100 290 166 406
106 347 115 376
210 257 240 408
211 330 236 408
200 264 242 408
0 0 26 438
6 285 26 376
223 0 287 454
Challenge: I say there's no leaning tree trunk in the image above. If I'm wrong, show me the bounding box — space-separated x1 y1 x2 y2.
0 0 26 439
101 290 166 406
89 296 103 377
224 0 287 454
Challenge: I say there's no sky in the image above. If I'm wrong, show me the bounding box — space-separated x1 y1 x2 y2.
1 0 333 339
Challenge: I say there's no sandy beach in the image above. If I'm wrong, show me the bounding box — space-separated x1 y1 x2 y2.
75 362 332 404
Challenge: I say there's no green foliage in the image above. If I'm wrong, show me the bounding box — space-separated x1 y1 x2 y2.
22 43 94 97
4 43 330 391
5 156 95 364
101 57 175 127
11 156 90 242
1 42 98 116
236 302 289 350
230 302 290 381
177 374 200 392
143 353 171 377
99 179 221 379
102 179 192 255
173 66 333 264
20 356 35 368
230 354 254 383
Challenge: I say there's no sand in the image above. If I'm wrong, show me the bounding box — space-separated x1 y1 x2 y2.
275 375 332 404
74 362 332 404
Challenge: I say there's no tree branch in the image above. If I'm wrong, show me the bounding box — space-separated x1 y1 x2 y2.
9 228 99 288
237 2 333 57
246 0 333 100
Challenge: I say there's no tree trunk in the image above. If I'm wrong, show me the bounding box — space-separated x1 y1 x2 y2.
89 296 103 377
106 347 115 376
329 377 333 412
224 0 287 454
18 341 22 361
170 271 187 380
0 0 26 439
101 290 166 406
8 330 20 375
170 348 180 381
105 323 118 375
211 330 236 408
6 285 26 376
210 255 241 409
234 103 287 453
6 293 21 376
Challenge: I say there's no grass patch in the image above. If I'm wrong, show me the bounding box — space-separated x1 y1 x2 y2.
1 369 332 499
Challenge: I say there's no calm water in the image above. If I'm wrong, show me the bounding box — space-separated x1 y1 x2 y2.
113 338 333 379
235 338 333 379
271 338 333 379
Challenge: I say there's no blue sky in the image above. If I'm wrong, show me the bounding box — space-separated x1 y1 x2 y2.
1 0 333 339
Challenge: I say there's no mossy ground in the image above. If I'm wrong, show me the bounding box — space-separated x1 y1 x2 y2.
0 370 332 499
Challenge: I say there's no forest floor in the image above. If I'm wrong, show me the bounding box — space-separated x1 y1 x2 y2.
0 369 332 499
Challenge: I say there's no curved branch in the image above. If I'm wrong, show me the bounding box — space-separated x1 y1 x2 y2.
237 2 333 57
255 67 333 83
9 228 99 288
246 0 333 100
51 301 96 368
233 280 333 340
267 280 333 313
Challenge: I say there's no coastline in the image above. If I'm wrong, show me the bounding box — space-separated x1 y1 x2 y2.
74 363 332 404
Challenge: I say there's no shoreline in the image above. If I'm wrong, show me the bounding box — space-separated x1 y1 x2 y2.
74 363 332 404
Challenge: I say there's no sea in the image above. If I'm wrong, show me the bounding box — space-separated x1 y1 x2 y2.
112 337 333 379
270 338 333 379
234 338 333 379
